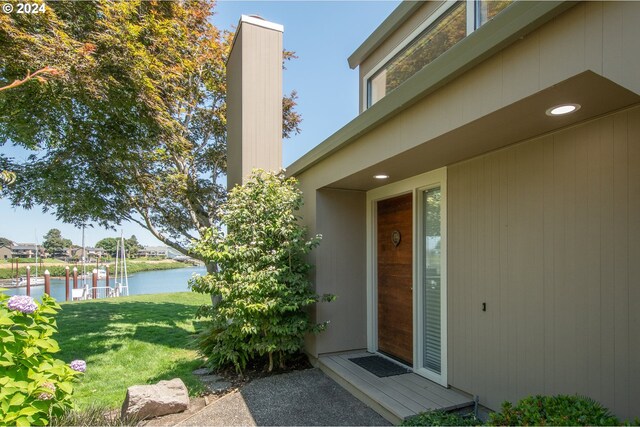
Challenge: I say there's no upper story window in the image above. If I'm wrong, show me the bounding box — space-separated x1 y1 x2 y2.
475 0 513 28
366 0 513 108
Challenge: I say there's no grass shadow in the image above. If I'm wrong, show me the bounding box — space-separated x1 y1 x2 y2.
53 292 210 408
56 295 206 358
132 324 199 350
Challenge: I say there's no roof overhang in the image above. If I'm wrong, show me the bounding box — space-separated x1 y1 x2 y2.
348 1 423 70
324 71 640 191
288 0 576 178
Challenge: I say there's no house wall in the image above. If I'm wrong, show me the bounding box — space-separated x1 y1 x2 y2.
300 2 640 196
295 0 640 418
304 188 368 357
0 247 11 260
447 105 640 419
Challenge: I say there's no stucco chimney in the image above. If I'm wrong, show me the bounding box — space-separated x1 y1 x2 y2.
226 15 284 190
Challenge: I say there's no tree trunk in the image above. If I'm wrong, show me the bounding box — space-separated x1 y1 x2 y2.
268 352 274 372
206 261 222 306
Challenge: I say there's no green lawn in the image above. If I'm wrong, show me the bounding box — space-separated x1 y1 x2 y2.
55 292 210 409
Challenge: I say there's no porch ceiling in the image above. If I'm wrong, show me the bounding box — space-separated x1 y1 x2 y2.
326 71 640 191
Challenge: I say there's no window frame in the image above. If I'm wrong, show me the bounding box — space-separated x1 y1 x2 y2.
363 1 460 110
363 0 511 110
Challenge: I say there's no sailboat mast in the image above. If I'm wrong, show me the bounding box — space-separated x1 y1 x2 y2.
81 225 86 287
122 233 128 295
114 233 120 292
34 230 38 280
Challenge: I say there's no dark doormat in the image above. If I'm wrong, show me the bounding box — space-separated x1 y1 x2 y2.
349 355 411 378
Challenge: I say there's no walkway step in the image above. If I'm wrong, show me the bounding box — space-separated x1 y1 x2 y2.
317 351 474 425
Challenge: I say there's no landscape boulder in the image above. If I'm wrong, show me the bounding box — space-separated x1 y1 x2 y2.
121 378 189 420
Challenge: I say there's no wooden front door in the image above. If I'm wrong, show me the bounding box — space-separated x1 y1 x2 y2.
377 193 413 365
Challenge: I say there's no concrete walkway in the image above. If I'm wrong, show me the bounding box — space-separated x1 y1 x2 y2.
177 368 391 426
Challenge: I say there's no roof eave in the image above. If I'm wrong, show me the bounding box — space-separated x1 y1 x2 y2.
347 1 423 70
289 0 576 177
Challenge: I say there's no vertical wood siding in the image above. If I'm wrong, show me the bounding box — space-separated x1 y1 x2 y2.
226 21 282 189
314 189 368 356
448 106 640 419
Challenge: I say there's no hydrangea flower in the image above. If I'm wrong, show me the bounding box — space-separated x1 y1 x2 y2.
6 295 38 314
70 359 87 372
37 382 56 400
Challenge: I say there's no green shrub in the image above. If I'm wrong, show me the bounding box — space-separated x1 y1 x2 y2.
402 410 480 426
488 395 619 426
190 170 333 372
0 292 84 426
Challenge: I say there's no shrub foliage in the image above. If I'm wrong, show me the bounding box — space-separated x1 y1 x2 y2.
402 410 479 426
403 395 622 426
190 170 333 372
0 292 83 426
488 394 619 426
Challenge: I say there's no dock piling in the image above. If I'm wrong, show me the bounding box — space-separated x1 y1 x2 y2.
65 266 70 301
44 270 51 296
26 265 31 297
92 269 98 299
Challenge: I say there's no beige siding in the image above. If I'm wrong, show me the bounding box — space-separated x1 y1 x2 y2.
294 0 640 421
226 19 283 189
311 188 368 357
226 26 243 189
448 105 640 419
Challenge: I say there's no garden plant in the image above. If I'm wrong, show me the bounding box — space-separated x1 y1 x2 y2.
488 394 620 426
191 170 334 372
401 409 479 426
402 394 624 426
0 292 85 426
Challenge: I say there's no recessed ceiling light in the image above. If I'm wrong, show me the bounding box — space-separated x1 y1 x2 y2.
374 174 389 179
546 103 581 116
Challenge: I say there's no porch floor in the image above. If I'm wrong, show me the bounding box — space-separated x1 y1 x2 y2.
317 351 474 425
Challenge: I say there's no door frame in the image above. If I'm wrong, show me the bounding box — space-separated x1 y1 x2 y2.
366 167 448 386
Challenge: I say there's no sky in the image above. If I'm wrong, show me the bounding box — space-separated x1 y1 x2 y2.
0 0 400 247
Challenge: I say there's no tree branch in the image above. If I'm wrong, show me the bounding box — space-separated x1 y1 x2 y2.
0 67 62 92
128 208 198 258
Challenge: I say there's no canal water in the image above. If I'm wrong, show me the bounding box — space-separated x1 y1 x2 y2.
2 266 207 302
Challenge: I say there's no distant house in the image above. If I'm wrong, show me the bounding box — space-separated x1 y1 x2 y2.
138 246 169 258
73 247 106 261
51 247 73 259
11 243 46 259
0 245 12 260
